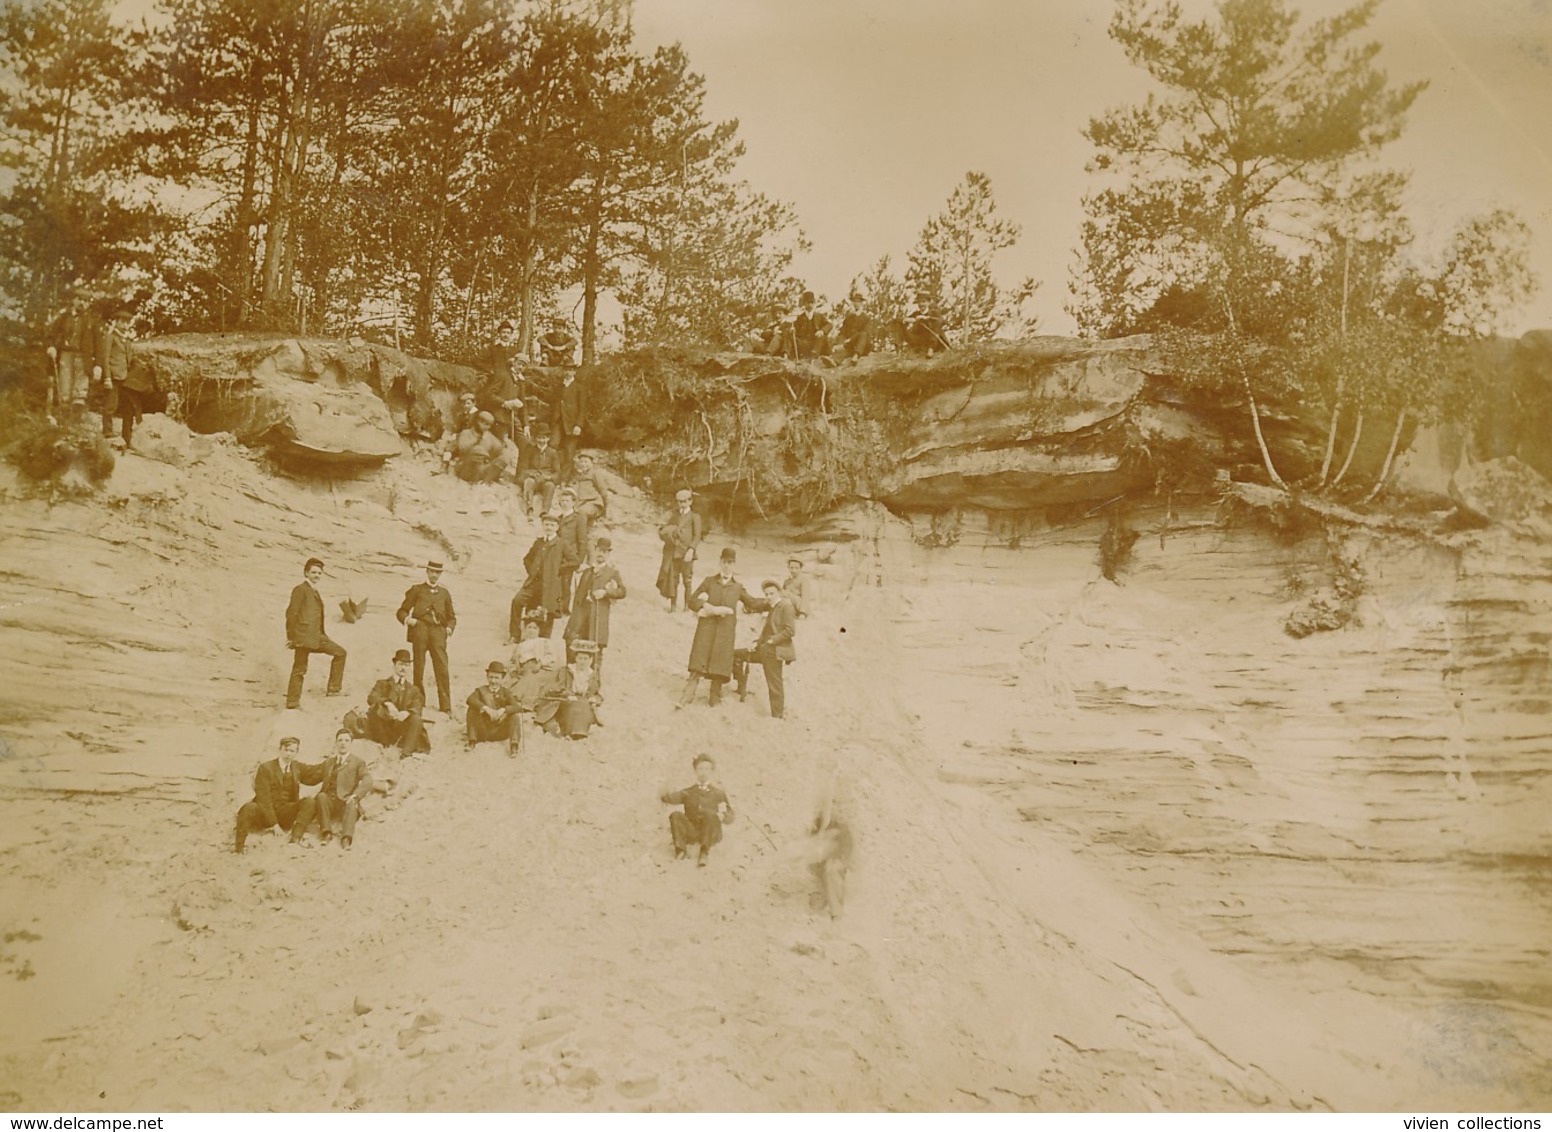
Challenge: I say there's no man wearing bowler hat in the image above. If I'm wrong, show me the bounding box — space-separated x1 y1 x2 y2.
397 560 457 714
466 660 523 755
367 649 430 756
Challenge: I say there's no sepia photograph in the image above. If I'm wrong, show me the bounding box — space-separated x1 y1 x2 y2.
0 0 1548 1115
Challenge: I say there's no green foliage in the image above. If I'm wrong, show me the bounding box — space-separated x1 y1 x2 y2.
907 172 1037 343
1070 0 1424 338
2 0 800 363
0 0 165 326
0 392 116 485
1071 0 1540 503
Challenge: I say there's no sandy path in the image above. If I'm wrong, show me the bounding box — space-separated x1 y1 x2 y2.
1 440 1544 1110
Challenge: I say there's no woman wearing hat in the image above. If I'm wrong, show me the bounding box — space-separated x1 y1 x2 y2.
534 640 601 739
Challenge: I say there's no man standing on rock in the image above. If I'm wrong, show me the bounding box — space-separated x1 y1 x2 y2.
656 488 702 612
96 308 144 449
234 736 324 852
46 296 97 422
285 557 346 710
734 580 798 720
367 649 430 756
483 319 529 440
679 547 762 708
397 560 456 715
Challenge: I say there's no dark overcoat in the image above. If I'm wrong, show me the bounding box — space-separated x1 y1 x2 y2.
565 563 625 647
687 574 760 679
521 535 573 616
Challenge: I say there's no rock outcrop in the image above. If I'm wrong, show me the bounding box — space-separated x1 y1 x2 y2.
585 338 1377 518
133 334 480 467
1449 456 1552 539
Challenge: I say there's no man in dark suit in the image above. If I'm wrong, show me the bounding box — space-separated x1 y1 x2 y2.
734 580 798 719
234 736 325 852
518 431 560 520
513 512 577 639
289 728 375 849
656 488 702 612
367 649 430 756
564 536 625 682
396 560 456 714
552 370 587 469
467 661 524 755
660 754 735 867
285 557 346 709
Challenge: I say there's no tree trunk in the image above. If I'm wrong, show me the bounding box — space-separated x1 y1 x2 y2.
519 179 540 355
1361 409 1409 504
1331 409 1365 487
1243 376 1287 489
230 90 264 329
1319 386 1347 487
581 181 603 366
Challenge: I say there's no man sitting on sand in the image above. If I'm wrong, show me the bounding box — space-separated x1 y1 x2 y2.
467 660 524 755
366 649 430 756
661 753 734 867
234 736 324 852
290 728 375 850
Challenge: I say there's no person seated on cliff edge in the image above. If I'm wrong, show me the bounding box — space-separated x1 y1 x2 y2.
452 410 507 483
789 290 832 361
538 318 579 367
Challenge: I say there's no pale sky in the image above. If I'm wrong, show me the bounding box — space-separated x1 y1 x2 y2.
632 0 1552 335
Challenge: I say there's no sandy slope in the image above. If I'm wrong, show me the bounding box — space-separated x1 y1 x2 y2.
0 435 1545 1111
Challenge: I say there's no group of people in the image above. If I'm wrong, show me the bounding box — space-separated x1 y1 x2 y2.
241 336 841 900
449 321 589 487
44 298 153 446
251 476 814 865
748 290 952 363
